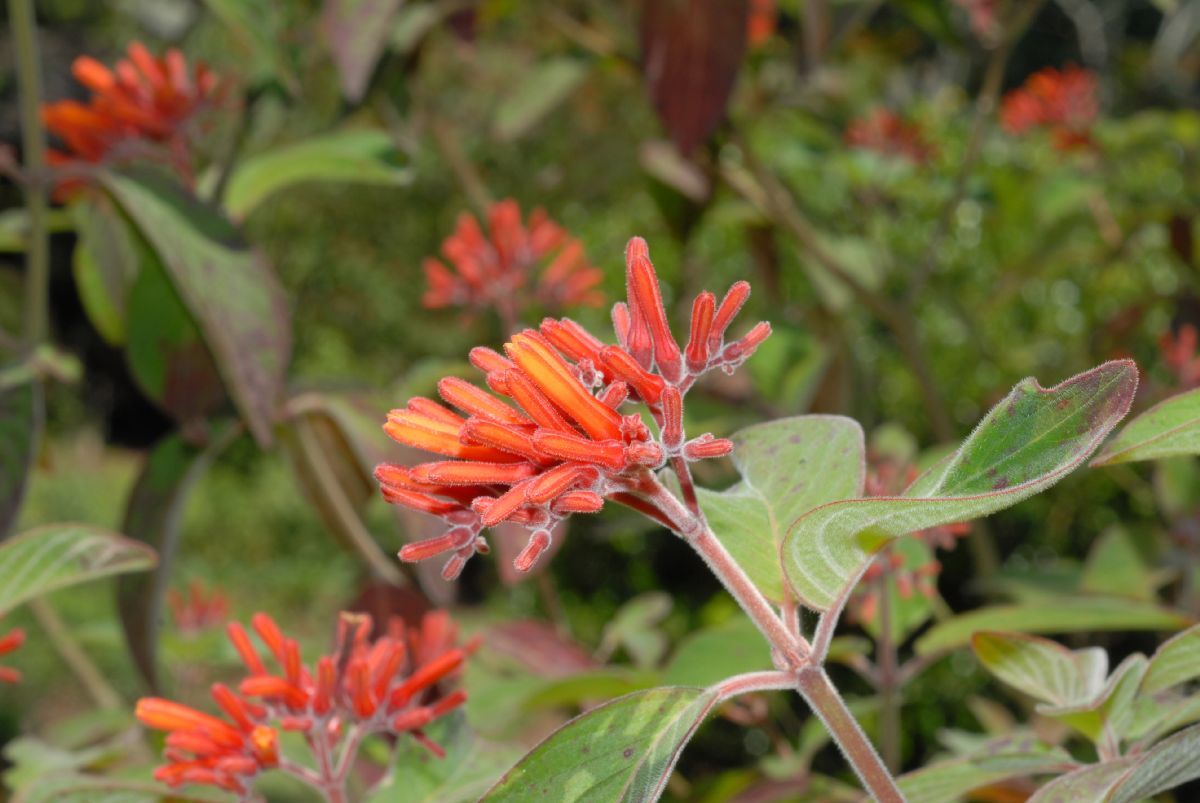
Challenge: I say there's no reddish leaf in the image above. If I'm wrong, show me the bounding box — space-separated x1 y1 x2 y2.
322 0 405 102
640 0 749 155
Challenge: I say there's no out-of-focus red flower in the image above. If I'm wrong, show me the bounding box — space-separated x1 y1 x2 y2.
954 0 1000 40
747 0 777 48
0 626 25 684
167 581 231 636
844 109 934 164
423 199 604 324
1000 66 1098 151
136 610 472 796
41 42 219 195
1160 324 1200 389
381 236 771 579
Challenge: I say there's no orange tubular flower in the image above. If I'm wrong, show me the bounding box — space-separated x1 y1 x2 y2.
422 199 604 322
41 42 219 194
844 109 934 164
0 626 25 684
167 580 231 635
137 610 472 797
1000 66 1098 151
380 236 770 578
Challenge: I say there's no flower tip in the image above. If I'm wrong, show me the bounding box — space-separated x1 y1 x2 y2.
625 236 649 265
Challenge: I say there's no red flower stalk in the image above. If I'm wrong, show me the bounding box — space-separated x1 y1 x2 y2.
137 610 472 798
1000 66 1098 151
167 580 231 636
41 42 219 194
422 199 604 326
380 236 770 579
844 109 934 164
0 626 25 684
1160 324 1200 389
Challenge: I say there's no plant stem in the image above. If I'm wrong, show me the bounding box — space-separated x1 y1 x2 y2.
876 569 901 773
796 666 905 803
30 598 123 710
9 0 49 352
714 670 796 700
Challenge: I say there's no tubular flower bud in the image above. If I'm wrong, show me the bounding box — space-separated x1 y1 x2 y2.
600 346 666 405
660 386 684 451
683 435 735 460
625 243 683 382
685 291 716 374
514 529 553 572
0 625 24 685
709 281 752 353
138 610 472 796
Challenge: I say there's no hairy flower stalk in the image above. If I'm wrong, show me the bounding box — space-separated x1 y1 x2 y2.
137 610 472 800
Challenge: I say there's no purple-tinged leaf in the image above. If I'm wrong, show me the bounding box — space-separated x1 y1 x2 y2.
101 167 292 447
322 0 405 102
782 361 1138 611
896 734 1076 803
1091 386 1200 466
0 379 41 541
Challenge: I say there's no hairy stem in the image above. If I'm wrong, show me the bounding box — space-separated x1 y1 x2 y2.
876 568 901 772
796 666 906 803
714 670 796 701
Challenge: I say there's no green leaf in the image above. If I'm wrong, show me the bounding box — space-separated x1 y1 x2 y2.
11 774 223 802
521 670 660 710
699 416 865 603
101 167 292 447
896 735 1076 803
0 379 41 540
1091 387 1200 466
483 687 719 802
1142 623 1200 694
597 592 673 669
1042 655 1148 742
494 58 589 142
917 596 1191 655
70 195 137 345
117 426 238 690
321 0 404 102
662 616 772 687
0 524 156 616
783 361 1138 611
223 129 411 220
973 631 1108 708
1079 527 1162 602
1030 721 1200 802
197 0 297 93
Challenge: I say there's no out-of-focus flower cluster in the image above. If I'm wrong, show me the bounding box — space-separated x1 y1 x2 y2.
423 199 604 325
1160 324 1200 390
953 0 1000 41
0 624 24 684
136 610 472 796
167 581 231 636
844 109 934 164
381 236 770 579
1001 65 1098 151
41 42 219 195
747 0 777 48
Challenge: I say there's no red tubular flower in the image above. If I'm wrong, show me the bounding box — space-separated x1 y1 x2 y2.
0 626 25 684
423 199 604 321
41 42 219 195
138 610 472 797
844 109 934 164
380 236 770 578
1160 324 1200 389
167 580 230 635
747 0 777 48
1000 66 1098 151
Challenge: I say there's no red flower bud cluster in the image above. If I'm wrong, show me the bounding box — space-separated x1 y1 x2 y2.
844 109 934 164
1000 65 1098 151
42 42 219 194
380 237 770 579
136 610 472 796
1159 324 1200 390
0 625 24 684
747 0 777 48
423 199 604 321
167 580 231 636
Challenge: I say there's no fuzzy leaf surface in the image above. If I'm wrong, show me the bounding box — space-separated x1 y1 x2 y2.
1091 387 1200 465
1142 623 1200 694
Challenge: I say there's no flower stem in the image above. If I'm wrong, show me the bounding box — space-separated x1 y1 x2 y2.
876 568 901 772
796 666 906 802
9 0 49 352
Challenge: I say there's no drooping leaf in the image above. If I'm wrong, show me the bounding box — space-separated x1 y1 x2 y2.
483 687 719 802
70 194 137 345
1142 623 1200 694
896 735 1076 803
1030 721 1200 802
916 595 1190 656
639 0 749 155
117 425 238 690
101 167 292 447
321 0 404 102
0 379 41 540
662 616 772 687
972 631 1110 708
699 416 865 603
0 524 156 616
223 129 411 220
1091 387 1200 466
197 0 297 92
493 58 589 142
783 361 1138 611
125 251 227 429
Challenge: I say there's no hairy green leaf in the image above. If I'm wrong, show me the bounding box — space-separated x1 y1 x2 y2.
483 687 718 802
699 416 864 603
783 362 1137 611
896 734 1075 803
662 616 772 687
1091 387 1200 466
1142 623 1200 694
973 631 1109 707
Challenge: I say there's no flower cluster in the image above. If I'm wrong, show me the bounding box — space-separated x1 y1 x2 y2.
380 237 770 579
747 0 777 48
844 109 933 164
1159 324 1200 389
0 625 24 684
1000 65 1098 151
136 610 472 797
42 42 219 193
423 199 604 325
167 581 231 636
953 0 1000 40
